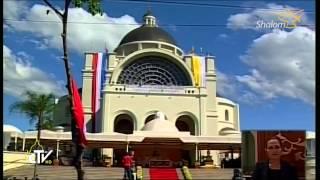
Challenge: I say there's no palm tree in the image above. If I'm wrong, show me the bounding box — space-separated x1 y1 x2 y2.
10 91 56 178
42 119 55 130
9 91 56 144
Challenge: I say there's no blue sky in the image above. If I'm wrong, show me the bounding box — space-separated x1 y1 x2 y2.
3 0 315 131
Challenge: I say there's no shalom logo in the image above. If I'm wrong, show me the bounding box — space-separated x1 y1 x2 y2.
256 9 303 29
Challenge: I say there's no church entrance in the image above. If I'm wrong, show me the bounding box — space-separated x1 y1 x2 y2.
112 140 193 168
134 145 184 167
113 146 189 168
113 114 134 167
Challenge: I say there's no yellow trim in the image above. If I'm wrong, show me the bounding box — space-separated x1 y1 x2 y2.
192 56 202 87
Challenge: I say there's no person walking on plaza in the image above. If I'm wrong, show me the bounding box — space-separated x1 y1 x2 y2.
122 151 133 180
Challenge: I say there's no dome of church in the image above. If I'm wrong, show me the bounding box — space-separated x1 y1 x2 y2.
117 11 177 46
118 27 177 46
141 112 179 132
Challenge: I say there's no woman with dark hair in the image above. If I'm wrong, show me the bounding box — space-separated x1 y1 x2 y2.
252 137 298 180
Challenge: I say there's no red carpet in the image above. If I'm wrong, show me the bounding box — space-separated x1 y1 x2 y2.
149 168 179 180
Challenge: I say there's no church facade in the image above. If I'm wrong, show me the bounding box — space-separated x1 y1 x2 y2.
54 11 241 167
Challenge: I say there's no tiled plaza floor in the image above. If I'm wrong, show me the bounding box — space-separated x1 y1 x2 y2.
4 165 236 180
4 165 128 180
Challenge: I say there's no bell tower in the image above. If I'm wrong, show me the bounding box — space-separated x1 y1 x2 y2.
143 10 157 27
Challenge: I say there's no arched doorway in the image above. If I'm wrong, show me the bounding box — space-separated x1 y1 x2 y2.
145 114 156 124
113 114 134 167
114 114 134 134
175 115 196 166
175 115 196 135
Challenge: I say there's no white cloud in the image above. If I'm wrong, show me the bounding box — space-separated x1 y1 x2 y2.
17 51 34 61
4 1 139 53
216 70 237 97
218 34 228 38
216 70 261 105
3 45 66 98
236 27 315 105
4 24 11 31
27 39 48 50
227 3 311 31
3 0 28 20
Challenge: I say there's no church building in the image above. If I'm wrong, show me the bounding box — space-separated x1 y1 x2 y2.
54 11 241 168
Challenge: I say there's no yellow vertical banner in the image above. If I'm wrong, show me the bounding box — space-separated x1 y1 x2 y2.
192 56 202 87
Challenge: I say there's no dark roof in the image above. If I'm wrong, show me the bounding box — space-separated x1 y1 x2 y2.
118 26 177 46
58 88 82 101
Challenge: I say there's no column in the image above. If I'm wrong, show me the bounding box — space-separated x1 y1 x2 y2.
195 143 198 161
56 140 60 159
231 148 234 160
126 142 130 153
22 138 26 151
14 135 18 151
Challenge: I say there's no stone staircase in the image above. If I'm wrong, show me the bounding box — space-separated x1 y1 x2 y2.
4 165 235 180
176 168 184 180
4 166 125 180
188 168 234 180
142 168 150 179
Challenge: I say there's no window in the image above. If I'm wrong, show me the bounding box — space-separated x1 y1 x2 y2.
117 56 192 86
225 110 229 121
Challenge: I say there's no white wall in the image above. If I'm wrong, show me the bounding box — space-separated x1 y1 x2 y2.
216 97 240 134
102 91 201 133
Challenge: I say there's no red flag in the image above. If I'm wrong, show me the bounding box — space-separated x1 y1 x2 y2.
71 77 87 146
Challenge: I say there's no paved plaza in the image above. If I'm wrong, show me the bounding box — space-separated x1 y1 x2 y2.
4 165 235 180
4 166 129 180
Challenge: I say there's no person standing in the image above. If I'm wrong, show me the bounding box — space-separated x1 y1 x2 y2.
122 151 133 180
221 157 226 168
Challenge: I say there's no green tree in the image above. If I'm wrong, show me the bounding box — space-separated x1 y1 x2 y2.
9 91 56 141
42 119 55 130
10 91 56 179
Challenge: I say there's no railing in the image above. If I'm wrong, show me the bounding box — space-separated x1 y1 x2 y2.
105 85 201 95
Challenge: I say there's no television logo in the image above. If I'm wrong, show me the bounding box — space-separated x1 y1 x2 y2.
256 9 303 29
28 150 53 164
